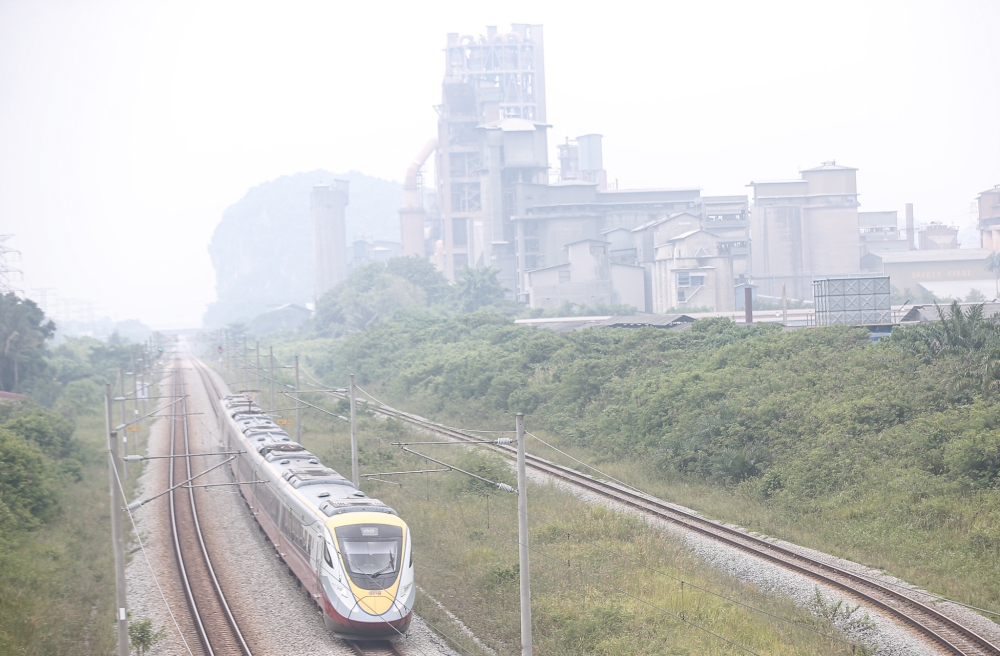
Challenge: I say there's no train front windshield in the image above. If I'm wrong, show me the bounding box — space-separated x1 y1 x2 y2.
335 524 403 589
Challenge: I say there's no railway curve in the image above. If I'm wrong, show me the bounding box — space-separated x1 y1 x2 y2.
344 393 1000 656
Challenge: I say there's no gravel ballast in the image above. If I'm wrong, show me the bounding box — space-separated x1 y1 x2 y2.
124 357 459 656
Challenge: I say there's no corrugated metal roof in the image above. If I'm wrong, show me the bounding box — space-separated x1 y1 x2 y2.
514 314 695 332
598 315 695 328
900 302 1000 323
873 249 992 264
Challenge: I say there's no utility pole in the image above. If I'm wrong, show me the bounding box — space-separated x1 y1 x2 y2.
242 336 249 391
133 354 140 426
143 348 150 422
255 340 261 400
105 384 129 656
119 365 129 481
516 412 533 656
294 356 302 443
349 374 359 487
781 284 788 327
269 346 275 413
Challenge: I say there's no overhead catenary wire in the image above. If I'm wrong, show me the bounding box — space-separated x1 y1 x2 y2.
263 363 860 642
341 381 1000 624
440 472 860 648
411 604 483 656
233 353 1000 643
519 432 1000 621
198 355 449 656
389 483 765 656
112 454 195 656
306 375 514 437
354 384 390 409
526 430 644 495
325 393 854 644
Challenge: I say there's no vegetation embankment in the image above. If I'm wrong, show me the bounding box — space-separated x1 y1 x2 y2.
0 292 151 656
283 300 1000 618
283 404 870 655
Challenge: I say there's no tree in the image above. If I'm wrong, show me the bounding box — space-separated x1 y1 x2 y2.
128 617 165 656
967 288 987 302
987 252 1000 298
452 267 508 313
322 262 427 330
0 427 60 533
0 293 55 392
340 271 426 329
385 256 449 306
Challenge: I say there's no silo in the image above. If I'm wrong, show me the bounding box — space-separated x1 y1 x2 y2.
311 181 349 299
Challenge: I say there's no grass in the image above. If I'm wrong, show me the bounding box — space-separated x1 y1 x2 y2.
0 402 151 656
284 399 875 656
321 378 1000 621
514 437 1000 617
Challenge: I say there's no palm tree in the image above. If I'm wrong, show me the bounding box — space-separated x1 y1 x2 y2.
986 252 1000 299
452 267 508 313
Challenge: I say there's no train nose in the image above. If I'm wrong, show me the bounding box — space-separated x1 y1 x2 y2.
354 593 394 616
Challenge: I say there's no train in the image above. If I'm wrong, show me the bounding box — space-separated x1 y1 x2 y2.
216 392 414 639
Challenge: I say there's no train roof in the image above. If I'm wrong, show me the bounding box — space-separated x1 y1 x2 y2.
219 394 397 520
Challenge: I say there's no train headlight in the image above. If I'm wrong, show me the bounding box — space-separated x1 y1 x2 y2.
401 582 412 596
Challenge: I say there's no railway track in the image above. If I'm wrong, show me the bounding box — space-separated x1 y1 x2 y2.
342 395 1000 656
168 360 253 656
190 358 415 656
345 639 406 656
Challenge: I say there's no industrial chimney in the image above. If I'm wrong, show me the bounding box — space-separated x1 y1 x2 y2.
400 138 437 257
905 203 915 250
312 181 349 300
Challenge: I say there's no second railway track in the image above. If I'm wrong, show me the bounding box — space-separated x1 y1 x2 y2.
168 360 253 656
336 392 1000 656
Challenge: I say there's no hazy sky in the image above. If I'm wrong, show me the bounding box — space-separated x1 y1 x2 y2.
1 0 998 329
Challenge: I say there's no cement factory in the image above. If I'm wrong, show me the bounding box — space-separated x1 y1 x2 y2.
311 23 1000 318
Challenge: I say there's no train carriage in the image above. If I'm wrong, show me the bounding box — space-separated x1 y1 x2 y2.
217 394 414 638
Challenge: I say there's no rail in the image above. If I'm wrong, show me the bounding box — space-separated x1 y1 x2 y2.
170 359 253 655
346 393 1000 656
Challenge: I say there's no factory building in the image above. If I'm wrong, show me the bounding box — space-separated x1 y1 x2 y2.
432 24 548 295
651 229 735 312
512 177 748 311
523 239 644 309
864 249 993 287
349 239 402 271
978 185 1000 250
858 197 991 299
557 134 607 189
397 24 752 311
311 181 349 300
859 210 908 253
749 161 862 301
918 223 960 250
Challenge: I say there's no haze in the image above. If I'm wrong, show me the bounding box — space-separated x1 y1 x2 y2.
1 0 997 329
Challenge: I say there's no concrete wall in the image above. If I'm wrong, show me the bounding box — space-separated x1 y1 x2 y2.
750 164 861 299
804 204 861 275
565 241 610 281
978 186 1000 250
650 230 735 312
610 264 645 308
875 253 992 285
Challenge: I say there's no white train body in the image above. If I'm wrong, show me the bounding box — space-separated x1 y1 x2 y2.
218 395 414 638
